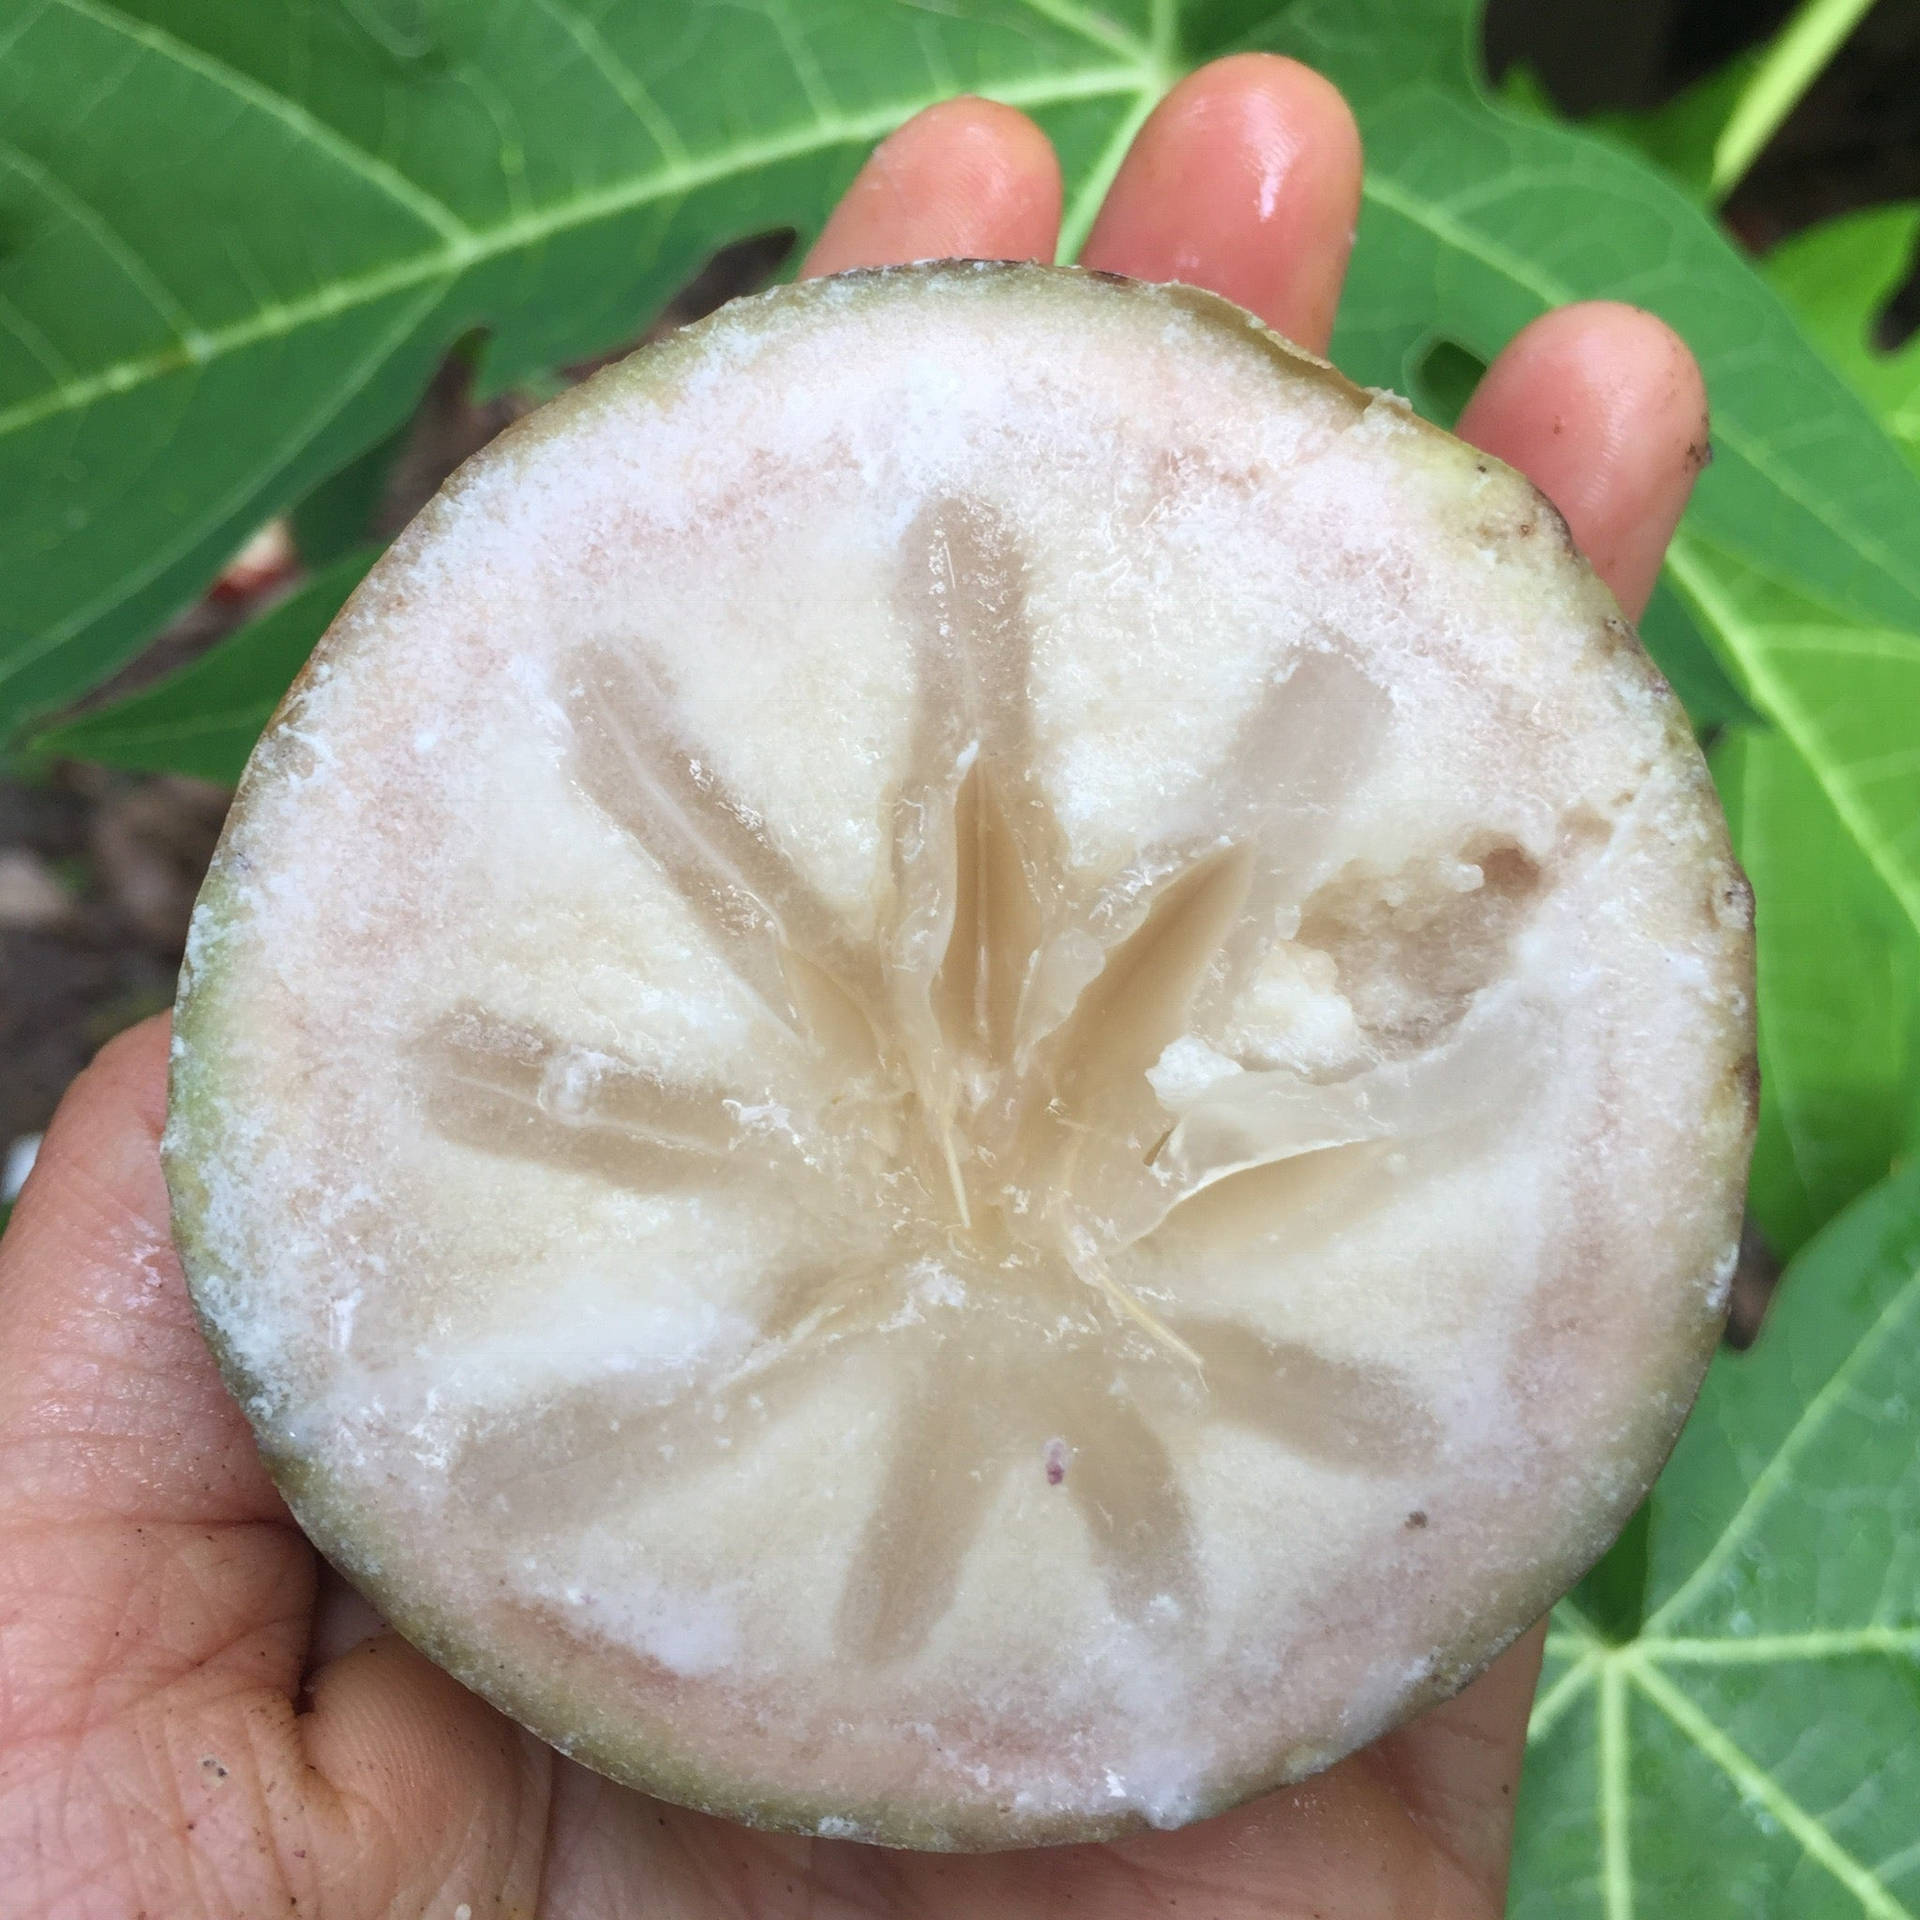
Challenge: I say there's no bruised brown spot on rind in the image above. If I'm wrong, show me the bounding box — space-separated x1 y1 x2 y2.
1713 867 1756 934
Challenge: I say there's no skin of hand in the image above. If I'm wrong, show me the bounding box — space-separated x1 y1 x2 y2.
0 54 1710 1920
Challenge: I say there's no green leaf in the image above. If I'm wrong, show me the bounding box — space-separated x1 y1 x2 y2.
1637 575 1763 734
0 0 1183 736
1668 531 1920 947
1766 204 1920 474
1700 0 1879 202
1532 0 1877 207
1257 3 1920 1015
1273 13 1920 632
1713 725 1920 1260
1515 1162 1920 1918
31 545 377 782
291 416 410 568
1590 54 1754 203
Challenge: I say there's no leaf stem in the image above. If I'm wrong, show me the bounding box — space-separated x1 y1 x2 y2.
1710 0 1880 202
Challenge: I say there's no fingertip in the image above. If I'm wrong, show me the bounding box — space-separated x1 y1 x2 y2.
1 1014 173 1271
75 1011 174 1137
802 96 1063 278
1457 302 1709 620
1080 53 1361 352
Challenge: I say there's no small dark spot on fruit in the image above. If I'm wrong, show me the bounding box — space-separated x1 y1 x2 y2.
1712 870 1755 933
1405 1510 1428 1529
1475 460 1489 474
1517 520 1535 538
1687 437 1714 472
201 1757 228 1779
1045 1437 1068 1485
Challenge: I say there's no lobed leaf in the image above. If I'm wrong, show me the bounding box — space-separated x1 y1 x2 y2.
1765 204 1920 475
1516 1162 1920 1917
0 0 1177 735
1668 531 1920 946
1712 726 1920 1260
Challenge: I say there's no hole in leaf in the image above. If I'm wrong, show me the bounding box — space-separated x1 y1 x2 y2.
1411 339 1489 430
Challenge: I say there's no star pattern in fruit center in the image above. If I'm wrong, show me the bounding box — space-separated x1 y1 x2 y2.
414 494 1440 1659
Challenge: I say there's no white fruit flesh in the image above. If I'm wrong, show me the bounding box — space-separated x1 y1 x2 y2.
168 263 1754 1849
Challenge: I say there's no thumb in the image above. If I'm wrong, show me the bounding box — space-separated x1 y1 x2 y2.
0 1017 549 1916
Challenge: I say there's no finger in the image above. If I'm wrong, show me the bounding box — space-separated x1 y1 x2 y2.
0 1016 287 1529
1353 1619 1550 1908
1079 53 1362 354
0 1018 307 1743
1457 302 1710 621
802 96 1062 278
0 1019 311 1902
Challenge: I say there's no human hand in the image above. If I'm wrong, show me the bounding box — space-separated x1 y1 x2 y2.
0 55 1709 1919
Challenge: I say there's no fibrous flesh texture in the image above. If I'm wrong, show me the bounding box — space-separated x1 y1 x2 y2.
167 263 1755 1849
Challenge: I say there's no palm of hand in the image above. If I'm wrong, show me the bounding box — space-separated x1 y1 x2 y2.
0 55 1707 1920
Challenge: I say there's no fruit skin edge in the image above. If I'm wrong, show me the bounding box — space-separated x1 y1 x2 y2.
160 260 1756 1851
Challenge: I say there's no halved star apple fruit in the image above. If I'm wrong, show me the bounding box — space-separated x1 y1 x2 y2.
166 262 1755 1850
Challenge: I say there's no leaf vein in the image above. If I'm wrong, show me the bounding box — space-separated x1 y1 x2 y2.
523 0 692 165
1646 1628 1920 1664
0 66 1143 443
1600 1661 1635 1920
51 0 474 246
1631 1660 1915 1918
1669 535 1920 941
0 133 198 342
1644 1254 1920 1634
1526 1650 1598 1743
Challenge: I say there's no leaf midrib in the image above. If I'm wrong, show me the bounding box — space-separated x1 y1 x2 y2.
1645 1255 1920 1635
0 62 1149 444
1669 536 1920 943
1533 1630 1920 1917
1635 1661 1915 1920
